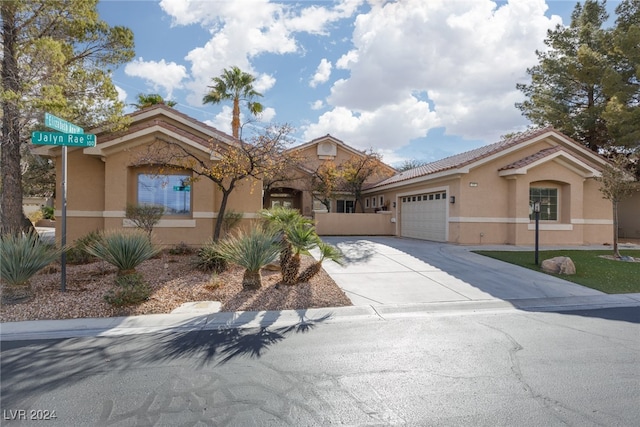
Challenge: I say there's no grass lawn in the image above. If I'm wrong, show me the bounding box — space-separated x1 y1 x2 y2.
473 249 640 294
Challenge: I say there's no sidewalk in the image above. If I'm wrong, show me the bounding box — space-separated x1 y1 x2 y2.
2 237 639 341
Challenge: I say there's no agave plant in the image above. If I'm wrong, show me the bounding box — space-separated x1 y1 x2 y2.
85 229 160 275
215 227 281 290
297 241 344 283
0 231 63 302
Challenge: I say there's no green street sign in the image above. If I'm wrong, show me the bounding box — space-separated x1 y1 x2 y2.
173 186 191 192
44 113 83 134
31 131 96 147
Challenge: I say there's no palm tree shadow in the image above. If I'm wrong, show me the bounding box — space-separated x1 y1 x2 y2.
149 309 332 367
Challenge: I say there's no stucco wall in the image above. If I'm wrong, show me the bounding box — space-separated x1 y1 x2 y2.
315 212 395 235
618 189 640 239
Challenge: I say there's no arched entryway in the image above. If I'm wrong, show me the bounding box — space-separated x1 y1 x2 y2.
264 187 303 211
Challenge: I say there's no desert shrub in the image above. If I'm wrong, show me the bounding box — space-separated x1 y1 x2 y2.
85 229 161 275
125 203 164 236
168 242 193 255
66 230 103 264
194 240 228 273
0 231 63 302
27 209 44 225
222 210 243 235
204 273 223 291
41 205 55 220
104 273 152 306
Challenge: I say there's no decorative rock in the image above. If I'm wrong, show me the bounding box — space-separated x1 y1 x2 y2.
541 256 576 275
263 262 281 271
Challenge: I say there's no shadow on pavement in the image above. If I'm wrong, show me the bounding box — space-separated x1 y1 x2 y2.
0 309 332 409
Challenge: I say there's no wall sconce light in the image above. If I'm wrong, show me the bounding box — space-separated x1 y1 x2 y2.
393 201 396 208
449 196 455 204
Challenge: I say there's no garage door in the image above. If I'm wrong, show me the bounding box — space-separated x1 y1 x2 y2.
400 191 447 241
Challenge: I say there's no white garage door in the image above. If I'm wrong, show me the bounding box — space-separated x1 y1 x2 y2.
400 191 447 241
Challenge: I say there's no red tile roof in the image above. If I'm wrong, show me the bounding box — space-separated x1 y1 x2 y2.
372 127 555 188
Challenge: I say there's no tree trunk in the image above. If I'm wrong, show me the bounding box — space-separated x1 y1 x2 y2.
232 97 240 139
242 269 262 290
282 253 300 285
213 186 233 241
1 2 27 235
613 200 620 258
297 262 321 283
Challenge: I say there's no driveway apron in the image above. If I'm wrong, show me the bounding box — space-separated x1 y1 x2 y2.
318 236 604 306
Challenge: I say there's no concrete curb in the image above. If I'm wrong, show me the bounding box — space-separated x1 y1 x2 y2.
2 294 639 341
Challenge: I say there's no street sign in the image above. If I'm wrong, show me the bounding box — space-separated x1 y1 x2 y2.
44 113 84 134
31 131 96 147
173 186 191 192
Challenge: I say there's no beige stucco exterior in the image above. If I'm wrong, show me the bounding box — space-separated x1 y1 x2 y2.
37 105 262 246
362 129 614 246
35 107 627 248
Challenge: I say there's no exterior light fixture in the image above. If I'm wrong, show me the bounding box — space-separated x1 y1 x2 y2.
449 196 455 204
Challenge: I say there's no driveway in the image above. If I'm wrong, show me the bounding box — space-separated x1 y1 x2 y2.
319 236 607 307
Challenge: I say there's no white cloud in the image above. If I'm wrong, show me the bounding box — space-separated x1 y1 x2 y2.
114 85 127 103
310 100 325 110
302 96 439 151
318 0 562 149
160 0 362 107
310 58 332 88
124 58 187 99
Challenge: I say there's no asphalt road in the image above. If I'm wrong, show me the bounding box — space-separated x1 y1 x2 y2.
1 306 639 426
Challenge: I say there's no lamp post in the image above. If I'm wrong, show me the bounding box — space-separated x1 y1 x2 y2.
534 201 540 265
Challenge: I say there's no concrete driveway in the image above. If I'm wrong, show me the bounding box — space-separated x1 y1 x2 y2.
318 236 612 308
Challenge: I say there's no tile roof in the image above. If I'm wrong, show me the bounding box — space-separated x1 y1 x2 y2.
372 126 555 188
498 146 562 171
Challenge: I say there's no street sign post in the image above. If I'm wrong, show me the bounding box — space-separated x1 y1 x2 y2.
31 131 96 147
34 113 91 292
44 112 84 134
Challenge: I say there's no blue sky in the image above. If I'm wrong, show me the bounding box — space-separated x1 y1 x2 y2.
98 0 619 167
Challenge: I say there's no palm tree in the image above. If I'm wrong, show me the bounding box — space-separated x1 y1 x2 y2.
133 93 177 109
259 206 319 285
202 66 264 138
297 241 344 283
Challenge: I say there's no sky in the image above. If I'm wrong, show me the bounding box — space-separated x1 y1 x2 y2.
98 0 619 167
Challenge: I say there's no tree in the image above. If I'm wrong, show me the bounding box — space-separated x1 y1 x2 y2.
516 1 614 152
132 93 177 109
202 66 264 139
396 159 426 172
308 160 340 212
0 0 134 234
136 124 296 241
518 0 640 158
602 0 640 160
596 155 639 258
339 150 391 213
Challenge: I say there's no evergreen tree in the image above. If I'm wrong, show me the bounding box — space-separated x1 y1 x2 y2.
1 0 134 233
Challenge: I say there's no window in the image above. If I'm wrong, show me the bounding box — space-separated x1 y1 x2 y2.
530 188 557 220
372 197 376 207
137 174 191 215
379 196 384 206
337 199 355 213
366 198 370 208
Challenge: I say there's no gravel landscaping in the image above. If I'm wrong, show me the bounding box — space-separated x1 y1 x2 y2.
0 252 352 323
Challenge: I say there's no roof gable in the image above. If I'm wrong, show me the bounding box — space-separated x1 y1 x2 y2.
372 127 608 189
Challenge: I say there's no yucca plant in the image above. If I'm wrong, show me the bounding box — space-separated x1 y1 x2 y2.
215 227 280 290
298 241 344 283
0 231 63 302
85 229 161 276
194 239 228 273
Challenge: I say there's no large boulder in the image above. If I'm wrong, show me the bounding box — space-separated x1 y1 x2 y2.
541 256 576 275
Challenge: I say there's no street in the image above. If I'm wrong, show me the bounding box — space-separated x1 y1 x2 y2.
1 306 639 426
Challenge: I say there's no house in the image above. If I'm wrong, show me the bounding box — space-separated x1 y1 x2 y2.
34 104 262 246
359 127 615 245
263 134 396 215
